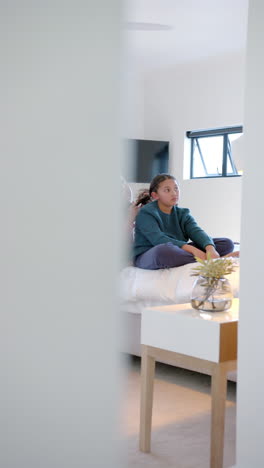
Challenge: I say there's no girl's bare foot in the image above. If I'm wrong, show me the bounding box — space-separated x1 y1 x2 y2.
223 251 240 258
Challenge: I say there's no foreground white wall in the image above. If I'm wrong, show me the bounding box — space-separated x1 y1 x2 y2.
236 1 264 466
1 2 122 468
141 53 245 241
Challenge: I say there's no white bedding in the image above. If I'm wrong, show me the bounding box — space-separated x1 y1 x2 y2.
120 260 240 314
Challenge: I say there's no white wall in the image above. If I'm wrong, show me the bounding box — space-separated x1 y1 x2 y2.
1 2 122 468
136 53 246 241
122 58 145 140
235 0 264 466
121 54 146 183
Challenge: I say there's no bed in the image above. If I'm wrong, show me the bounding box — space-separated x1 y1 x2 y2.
119 259 240 381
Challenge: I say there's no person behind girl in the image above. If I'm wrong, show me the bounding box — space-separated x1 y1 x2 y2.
133 173 236 270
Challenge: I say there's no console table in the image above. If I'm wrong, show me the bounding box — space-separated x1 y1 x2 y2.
139 299 239 468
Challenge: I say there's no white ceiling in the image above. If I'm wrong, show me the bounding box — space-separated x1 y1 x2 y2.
124 0 249 69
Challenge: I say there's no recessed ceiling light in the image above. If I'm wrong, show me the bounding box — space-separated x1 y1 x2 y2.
124 22 173 31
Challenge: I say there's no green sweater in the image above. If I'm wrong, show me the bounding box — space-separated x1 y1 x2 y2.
133 200 214 258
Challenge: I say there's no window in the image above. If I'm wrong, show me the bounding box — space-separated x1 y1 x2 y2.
186 126 243 178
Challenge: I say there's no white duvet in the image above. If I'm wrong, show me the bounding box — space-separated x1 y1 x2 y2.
120 260 240 314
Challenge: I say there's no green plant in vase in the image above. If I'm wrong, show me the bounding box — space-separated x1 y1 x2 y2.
190 254 238 312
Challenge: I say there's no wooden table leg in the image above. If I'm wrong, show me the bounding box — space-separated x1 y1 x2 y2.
139 345 156 452
210 363 228 468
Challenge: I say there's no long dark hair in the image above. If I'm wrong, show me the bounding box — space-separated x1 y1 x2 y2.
135 173 177 206
135 188 150 206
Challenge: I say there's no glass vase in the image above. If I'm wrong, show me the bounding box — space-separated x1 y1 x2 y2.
191 275 233 312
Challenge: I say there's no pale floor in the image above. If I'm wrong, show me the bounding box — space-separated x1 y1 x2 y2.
121 355 236 468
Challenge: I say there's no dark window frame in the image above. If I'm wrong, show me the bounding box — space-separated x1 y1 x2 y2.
186 126 243 179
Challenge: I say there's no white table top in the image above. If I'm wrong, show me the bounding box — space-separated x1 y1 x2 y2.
145 298 239 323
141 299 239 363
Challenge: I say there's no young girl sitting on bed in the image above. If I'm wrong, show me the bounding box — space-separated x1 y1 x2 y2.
133 173 237 270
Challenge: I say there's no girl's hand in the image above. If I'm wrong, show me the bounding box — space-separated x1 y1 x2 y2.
182 244 207 260
205 245 220 259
